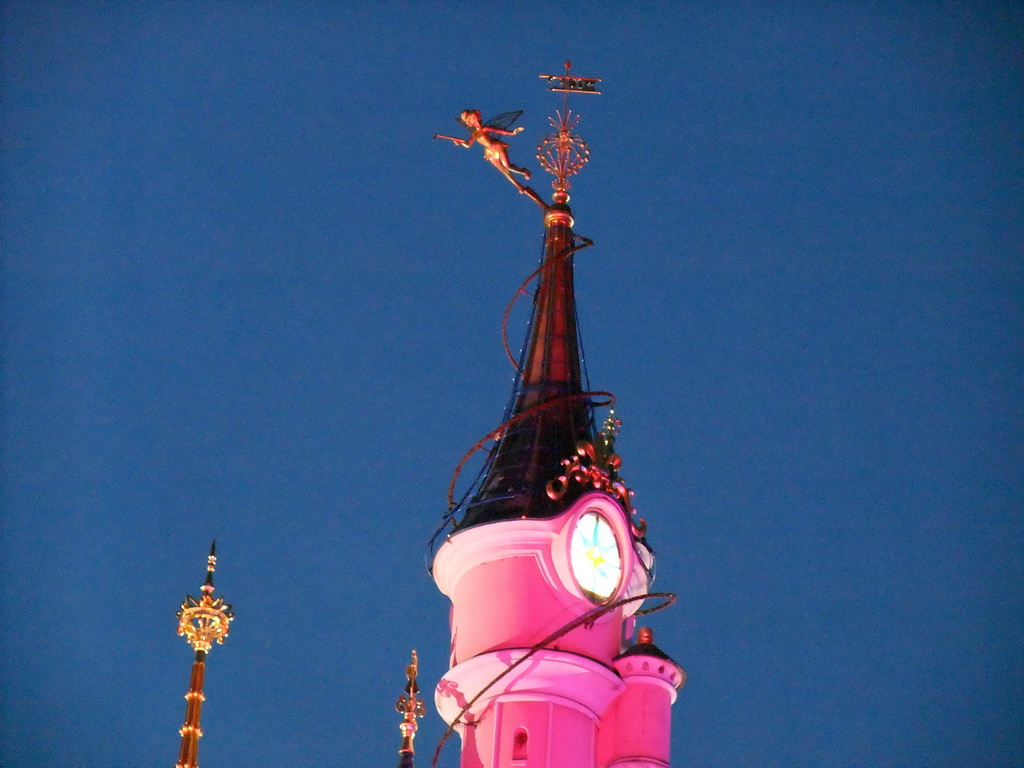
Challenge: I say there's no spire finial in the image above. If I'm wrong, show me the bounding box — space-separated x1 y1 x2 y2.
395 650 426 764
538 61 601 203
174 544 234 768
203 540 216 591
177 541 233 654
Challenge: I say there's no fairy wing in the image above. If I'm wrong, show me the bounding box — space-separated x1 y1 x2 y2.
484 110 523 131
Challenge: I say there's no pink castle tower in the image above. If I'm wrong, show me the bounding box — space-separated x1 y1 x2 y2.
430 64 685 768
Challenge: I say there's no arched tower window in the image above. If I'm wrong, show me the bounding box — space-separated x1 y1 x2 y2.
511 727 529 763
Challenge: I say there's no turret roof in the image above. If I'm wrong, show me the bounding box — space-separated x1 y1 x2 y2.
456 204 596 528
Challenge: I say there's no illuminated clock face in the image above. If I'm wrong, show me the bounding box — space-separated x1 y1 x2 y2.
570 512 623 602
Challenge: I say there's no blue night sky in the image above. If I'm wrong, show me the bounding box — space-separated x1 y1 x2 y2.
2 3 1022 767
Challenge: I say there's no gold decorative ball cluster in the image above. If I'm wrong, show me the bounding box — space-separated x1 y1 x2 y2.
537 111 590 194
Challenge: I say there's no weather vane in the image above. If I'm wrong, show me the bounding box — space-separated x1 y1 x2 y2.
433 61 600 210
537 60 600 204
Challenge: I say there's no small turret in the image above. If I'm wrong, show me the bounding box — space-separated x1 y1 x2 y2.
598 627 686 768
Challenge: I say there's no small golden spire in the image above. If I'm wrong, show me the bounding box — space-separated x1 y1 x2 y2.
177 540 234 653
174 541 235 768
395 650 426 758
598 408 623 456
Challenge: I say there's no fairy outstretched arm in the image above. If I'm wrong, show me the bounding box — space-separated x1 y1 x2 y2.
433 133 472 146
482 126 524 137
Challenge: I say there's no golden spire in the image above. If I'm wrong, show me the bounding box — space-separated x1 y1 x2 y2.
174 541 235 768
537 60 601 204
395 650 426 766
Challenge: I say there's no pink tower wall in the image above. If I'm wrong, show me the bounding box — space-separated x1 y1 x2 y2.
434 492 679 768
433 493 647 668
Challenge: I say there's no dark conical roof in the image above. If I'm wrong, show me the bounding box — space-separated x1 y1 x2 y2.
457 204 595 529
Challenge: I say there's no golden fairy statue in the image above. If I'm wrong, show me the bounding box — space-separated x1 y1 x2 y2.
434 109 546 208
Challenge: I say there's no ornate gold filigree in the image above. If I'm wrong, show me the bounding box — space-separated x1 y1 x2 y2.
176 544 234 653
537 110 589 197
546 411 647 537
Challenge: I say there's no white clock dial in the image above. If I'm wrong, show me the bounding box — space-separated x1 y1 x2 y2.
570 511 623 602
